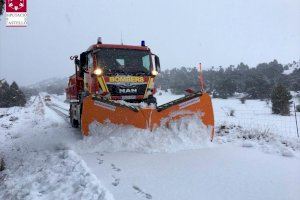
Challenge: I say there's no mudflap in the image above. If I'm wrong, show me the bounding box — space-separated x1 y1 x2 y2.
81 92 214 140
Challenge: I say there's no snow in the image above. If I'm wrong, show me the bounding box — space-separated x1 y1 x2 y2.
283 60 300 75
213 98 299 138
0 96 113 200
1 150 113 200
155 89 184 105
1 91 300 200
82 146 300 200
75 116 212 154
50 93 69 108
215 124 300 157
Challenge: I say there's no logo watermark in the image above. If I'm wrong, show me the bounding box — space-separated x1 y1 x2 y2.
5 0 27 27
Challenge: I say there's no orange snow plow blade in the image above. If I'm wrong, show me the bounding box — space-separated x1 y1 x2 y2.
81 92 214 140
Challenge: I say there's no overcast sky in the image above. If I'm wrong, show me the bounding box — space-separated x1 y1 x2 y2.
0 0 299 85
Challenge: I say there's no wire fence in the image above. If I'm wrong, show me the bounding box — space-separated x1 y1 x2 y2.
215 104 300 139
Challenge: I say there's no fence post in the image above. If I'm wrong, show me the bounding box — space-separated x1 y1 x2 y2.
294 102 299 138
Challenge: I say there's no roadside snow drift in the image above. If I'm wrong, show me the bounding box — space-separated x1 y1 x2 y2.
0 96 114 200
0 150 113 200
215 124 300 157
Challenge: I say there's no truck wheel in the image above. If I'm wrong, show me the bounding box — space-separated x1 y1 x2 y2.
71 118 79 128
70 104 79 128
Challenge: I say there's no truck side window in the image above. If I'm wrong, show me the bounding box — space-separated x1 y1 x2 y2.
88 54 93 68
142 55 150 71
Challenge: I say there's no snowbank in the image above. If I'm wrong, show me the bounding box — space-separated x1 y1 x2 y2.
0 96 114 200
0 150 113 200
215 124 300 157
75 115 212 154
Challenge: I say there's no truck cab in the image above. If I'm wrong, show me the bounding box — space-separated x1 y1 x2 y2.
70 38 161 104
66 38 161 127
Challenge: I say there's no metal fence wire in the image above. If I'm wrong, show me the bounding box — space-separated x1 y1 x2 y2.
214 101 300 139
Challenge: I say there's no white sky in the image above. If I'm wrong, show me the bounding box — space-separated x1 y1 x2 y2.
0 0 299 85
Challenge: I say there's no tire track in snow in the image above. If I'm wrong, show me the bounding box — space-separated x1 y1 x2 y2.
45 102 69 122
44 99 82 139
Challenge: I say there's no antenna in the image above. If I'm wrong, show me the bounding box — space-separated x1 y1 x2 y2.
121 32 123 45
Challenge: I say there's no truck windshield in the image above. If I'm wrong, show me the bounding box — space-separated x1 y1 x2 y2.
96 48 151 75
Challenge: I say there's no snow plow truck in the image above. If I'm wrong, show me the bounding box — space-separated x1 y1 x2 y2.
66 38 214 139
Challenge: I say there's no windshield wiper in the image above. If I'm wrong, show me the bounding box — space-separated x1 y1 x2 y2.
105 70 149 76
134 70 149 75
106 69 126 75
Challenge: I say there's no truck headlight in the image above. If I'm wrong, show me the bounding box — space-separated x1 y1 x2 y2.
151 70 158 76
93 68 103 76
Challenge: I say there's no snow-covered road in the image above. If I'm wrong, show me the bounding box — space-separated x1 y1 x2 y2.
81 146 300 200
1 93 300 200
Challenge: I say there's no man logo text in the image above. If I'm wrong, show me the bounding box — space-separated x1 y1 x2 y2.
119 89 137 93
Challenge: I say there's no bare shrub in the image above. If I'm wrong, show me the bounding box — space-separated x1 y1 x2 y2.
221 107 235 117
296 105 300 112
240 97 246 104
239 128 271 141
0 158 5 171
229 109 235 116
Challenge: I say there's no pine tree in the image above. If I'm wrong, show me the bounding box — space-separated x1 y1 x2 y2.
271 85 292 115
9 81 26 107
0 81 10 107
214 78 236 98
0 80 27 107
0 0 4 17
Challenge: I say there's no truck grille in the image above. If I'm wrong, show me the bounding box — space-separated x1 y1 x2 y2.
106 84 147 96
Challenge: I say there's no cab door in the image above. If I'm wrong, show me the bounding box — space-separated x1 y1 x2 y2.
84 52 99 93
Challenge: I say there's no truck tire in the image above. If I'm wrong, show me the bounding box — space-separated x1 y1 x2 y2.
70 104 79 128
71 117 79 128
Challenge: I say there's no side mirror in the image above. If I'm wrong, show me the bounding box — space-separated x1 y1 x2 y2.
151 54 161 74
155 55 161 72
80 52 88 68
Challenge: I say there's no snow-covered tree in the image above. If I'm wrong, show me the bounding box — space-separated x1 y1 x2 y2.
9 81 26 107
271 85 292 115
0 0 4 17
0 80 26 107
